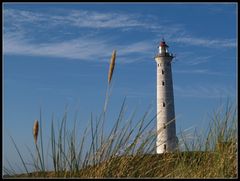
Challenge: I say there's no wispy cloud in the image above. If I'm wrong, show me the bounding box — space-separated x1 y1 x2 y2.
173 69 226 76
3 8 155 62
4 32 108 61
3 30 153 62
206 4 237 15
67 10 145 29
4 8 145 30
3 8 236 62
173 52 214 66
120 41 153 55
172 36 236 48
183 56 213 66
174 84 235 98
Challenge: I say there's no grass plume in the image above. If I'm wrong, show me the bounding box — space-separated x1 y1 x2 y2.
108 50 116 84
33 120 39 145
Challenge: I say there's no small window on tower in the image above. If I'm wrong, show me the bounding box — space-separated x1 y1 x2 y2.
162 70 164 74
164 144 167 152
162 81 165 86
163 102 165 107
163 123 166 129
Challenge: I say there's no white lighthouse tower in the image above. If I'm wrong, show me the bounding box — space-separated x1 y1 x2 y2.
155 39 177 154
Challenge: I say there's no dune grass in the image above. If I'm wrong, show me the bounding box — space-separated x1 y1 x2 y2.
4 98 237 178
4 50 237 178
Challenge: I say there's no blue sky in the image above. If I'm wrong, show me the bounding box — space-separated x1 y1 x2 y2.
3 3 237 173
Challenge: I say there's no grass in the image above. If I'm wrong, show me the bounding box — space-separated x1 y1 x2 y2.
5 101 237 178
4 50 237 178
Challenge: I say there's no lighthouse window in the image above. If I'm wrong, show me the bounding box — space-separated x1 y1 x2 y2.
164 144 167 152
162 81 165 86
163 123 166 129
158 64 159 67
162 70 164 74
163 102 165 107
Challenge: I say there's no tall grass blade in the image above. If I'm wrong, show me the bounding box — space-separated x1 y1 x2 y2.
39 108 45 173
10 136 29 175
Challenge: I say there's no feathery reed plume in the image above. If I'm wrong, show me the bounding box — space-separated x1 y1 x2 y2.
108 50 117 84
33 120 39 144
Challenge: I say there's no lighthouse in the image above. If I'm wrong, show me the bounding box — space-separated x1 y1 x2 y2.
155 39 177 154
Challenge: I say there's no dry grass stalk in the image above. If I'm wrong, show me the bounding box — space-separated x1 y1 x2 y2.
108 50 117 84
33 120 39 144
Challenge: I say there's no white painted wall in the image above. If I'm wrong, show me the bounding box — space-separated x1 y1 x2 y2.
155 55 177 154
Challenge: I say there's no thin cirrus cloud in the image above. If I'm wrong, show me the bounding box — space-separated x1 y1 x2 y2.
67 10 145 28
3 31 154 62
3 8 154 62
186 57 212 66
4 8 145 30
172 37 236 48
173 69 226 76
180 55 213 66
3 8 236 62
174 85 235 99
4 32 112 61
173 52 214 66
